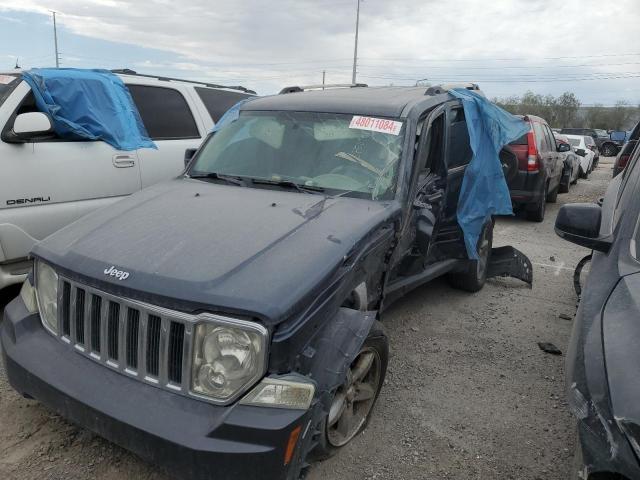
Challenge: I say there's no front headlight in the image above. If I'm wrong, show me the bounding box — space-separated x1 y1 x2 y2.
191 319 267 402
35 260 59 334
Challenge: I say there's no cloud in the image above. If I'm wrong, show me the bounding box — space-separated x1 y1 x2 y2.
1 0 639 101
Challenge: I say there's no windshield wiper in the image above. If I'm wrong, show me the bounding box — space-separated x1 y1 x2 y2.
189 172 247 186
249 178 325 194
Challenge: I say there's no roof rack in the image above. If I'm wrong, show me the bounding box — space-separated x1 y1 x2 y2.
279 83 368 94
424 83 481 96
110 69 256 94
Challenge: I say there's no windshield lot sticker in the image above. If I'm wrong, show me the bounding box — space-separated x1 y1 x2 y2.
349 116 402 135
0 75 16 85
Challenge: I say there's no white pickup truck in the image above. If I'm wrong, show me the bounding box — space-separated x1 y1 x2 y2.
0 69 254 290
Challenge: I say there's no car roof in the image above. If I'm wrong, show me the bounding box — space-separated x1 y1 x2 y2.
563 134 585 141
241 86 455 118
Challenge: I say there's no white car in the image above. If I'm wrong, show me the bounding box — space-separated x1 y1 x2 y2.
0 70 254 290
563 134 595 179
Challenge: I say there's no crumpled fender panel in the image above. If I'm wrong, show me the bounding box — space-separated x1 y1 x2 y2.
287 308 377 479
487 246 533 286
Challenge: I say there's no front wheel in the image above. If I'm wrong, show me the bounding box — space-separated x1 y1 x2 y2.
311 321 388 460
447 220 493 292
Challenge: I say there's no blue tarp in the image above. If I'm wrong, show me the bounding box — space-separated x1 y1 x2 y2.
22 68 155 151
450 88 530 259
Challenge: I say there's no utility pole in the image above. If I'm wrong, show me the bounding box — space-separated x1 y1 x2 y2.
322 70 326 89
51 11 60 68
351 0 360 84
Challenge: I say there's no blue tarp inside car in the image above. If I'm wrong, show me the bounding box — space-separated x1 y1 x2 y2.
21 68 156 151
450 88 529 259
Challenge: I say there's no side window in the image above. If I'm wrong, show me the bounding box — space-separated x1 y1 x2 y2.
419 112 445 173
127 85 199 140
195 87 251 123
447 107 472 169
533 122 547 152
544 125 556 152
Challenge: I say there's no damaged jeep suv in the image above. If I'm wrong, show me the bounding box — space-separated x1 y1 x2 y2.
1 84 531 480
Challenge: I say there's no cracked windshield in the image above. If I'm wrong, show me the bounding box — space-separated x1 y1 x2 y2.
190 111 405 200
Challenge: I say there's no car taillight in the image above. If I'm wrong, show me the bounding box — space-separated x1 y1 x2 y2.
619 153 630 169
526 131 539 171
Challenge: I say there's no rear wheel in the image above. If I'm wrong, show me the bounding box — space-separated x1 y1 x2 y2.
601 143 616 157
312 321 388 460
526 184 547 222
546 183 558 203
447 220 493 292
579 166 589 179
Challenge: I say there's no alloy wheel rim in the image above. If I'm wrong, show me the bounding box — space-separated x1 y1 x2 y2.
327 348 381 447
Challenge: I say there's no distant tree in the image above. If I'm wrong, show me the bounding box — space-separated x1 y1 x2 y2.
554 92 581 128
493 91 638 130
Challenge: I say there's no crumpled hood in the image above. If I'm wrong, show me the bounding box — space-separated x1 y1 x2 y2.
33 178 398 324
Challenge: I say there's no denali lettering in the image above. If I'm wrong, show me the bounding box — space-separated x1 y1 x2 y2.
6 196 51 206
104 266 130 281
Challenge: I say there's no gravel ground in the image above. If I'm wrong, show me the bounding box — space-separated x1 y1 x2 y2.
0 158 614 480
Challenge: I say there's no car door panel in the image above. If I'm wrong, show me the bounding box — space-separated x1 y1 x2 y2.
127 84 206 188
0 82 141 263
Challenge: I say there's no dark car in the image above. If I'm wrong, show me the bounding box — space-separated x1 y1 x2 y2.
1 84 532 480
553 133 581 193
505 115 566 222
560 127 622 157
555 138 640 479
613 121 640 177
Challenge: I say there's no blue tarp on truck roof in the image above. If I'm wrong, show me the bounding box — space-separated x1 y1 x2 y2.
450 88 530 259
21 68 156 151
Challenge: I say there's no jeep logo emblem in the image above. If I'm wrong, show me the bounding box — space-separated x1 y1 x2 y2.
104 266 130 281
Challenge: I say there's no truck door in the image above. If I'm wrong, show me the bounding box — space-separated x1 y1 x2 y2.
0 81 141 266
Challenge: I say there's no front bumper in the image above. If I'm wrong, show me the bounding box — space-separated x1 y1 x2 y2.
1 296 310 480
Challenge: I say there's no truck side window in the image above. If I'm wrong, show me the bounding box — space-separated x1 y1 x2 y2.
447 107 472 169
127 85 199 140
419 112 445 173
195 87 251 123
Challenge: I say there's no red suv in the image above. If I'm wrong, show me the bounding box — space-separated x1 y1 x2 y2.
502 115 565 222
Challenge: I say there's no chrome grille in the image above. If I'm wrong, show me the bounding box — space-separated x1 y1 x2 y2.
56 277 194 395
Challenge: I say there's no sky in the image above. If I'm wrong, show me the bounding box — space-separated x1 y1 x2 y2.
0 0 639 105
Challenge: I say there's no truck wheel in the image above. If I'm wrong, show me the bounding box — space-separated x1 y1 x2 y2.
601 143 616 157
447 220 493 292
312 321 388 460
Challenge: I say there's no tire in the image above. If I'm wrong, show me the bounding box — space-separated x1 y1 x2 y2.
579 166 589 179
559 169 571 194
601 143 616 157
499 146 519 186
447 220 493 292
311 321 389 461
526 185 547 222
546 184 558 203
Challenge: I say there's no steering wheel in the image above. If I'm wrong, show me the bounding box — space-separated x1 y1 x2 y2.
329 163 377 184
311 173 367 191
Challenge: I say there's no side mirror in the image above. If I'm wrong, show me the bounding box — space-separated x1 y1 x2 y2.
557 142 570 152
184 148 197 167
555 203 612 253
8 112 54 142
